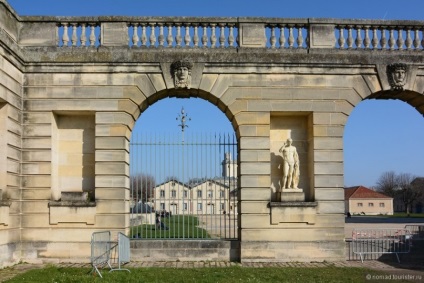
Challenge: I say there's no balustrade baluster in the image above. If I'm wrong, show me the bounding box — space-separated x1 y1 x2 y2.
371 27 379 49
405 27 412 50
132 23 139 46
413 27 420 50
141 24 147 47
184 23 191 47
201 24 208 47
167 24 173 47
338 26 345 49
71 23 78 46
421 28 424 50
347 25 353 49
279 24 285 48
193 24 199 47
219 23 226 48
89 24 96 46
175 24 182 47
80 23 87 46
397 27 404 50
269 25 276 48
158 23 165 47
62 23 69 46
149 23 156 47
297 25 304 48
355 26 362 49
380 26 387 50
388 28 395 50
363 26 370 49
228 24 234 47
210 24 217 48
288 25 294 48
56 24 59 46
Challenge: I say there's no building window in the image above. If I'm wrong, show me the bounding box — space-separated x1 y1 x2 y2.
160 203 165 210
379 203 385 207
220 203 225 210
197 190 202 198
183 202 188 210
183 190 188 198
220 191 225 198
160 190 165 198
197 203 203 211
208 190 213 198
171 190 176 198
368 203 374 207
357 203 363 207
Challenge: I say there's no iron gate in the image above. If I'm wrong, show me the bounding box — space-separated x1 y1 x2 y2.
129 133 238 240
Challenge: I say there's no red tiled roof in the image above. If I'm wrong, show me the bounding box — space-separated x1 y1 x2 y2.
344 186 392 200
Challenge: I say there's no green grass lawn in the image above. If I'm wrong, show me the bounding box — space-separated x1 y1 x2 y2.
390 213 424 218
4 265 401 283
130 215 211 239
352 213 424 218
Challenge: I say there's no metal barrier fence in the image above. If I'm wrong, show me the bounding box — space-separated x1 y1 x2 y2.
130 132 238 240
110 232 131 273
351 228 412 263
90 231 115 278
405 224 424 240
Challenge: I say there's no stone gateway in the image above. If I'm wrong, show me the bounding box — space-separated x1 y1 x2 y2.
0 0 423 266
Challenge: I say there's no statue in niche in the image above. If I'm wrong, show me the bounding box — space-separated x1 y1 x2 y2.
387 63 407 91
171 59 193 89
279 138 300 189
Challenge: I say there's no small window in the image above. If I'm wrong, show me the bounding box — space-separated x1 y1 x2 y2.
220 203 225 210
183 202 188 210
220 191 225 198
357 203 363 207
208 190 213 198
183 190 188 198
171 190 176 198
379 203 385 207
197 203 203 211
160 203 165 210
197 190 202 198
160 190 165 198
368 203 374 207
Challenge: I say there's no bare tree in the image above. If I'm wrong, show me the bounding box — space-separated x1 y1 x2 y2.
130 173 155 202
376 171 423 216
397 173 421 216
375 171 398 197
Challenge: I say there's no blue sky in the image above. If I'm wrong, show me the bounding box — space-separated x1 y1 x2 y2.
7 0 424 187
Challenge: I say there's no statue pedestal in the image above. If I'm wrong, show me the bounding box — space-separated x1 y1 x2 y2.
280 188 305 202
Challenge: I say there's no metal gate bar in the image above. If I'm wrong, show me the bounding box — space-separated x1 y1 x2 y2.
130 132 238 240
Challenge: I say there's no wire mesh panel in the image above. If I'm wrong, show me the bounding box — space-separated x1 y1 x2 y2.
91 231 114 277
110 232 131 273
130 132 238 240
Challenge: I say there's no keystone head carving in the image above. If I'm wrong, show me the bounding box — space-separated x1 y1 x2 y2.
171 59 193 89
387 63 407 91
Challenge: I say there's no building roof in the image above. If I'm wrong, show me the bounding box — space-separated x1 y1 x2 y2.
344 186 392 200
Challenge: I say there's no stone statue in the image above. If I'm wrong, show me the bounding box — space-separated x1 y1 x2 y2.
171 59 193 89
387 63 407 90
279 138 300 189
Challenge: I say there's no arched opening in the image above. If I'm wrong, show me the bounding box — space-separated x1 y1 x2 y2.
344 98 424 215
128 96 239 240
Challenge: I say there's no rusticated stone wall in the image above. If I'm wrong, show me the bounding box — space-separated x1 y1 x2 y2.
0 0 423 265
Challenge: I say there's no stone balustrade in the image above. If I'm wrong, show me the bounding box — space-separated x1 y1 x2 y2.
0 0 422 51
334 20 424 50
48 19 424 50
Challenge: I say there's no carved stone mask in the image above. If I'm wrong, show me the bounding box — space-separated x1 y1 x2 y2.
387 63 407 90
171 59 193 89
